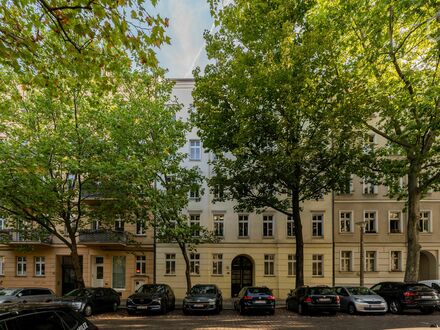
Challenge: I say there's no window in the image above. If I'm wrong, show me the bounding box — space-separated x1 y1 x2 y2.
390 251 402 271
189 188 200 200
189 214 200 237
112 256 126 289
136 220 145 235
364 211 377 233
365 251 376 272
389 211 401 233
264 254 275 276
0 256 4 275
340 251 352 272
312 254 323 276
263 215 273 237
189 140 201 160
213 214 224 237
92 220 101 230
339 211 352 233
287 254 296 276
238 215 248 237
312 213 323 237
287 215 295 238
0 217 5 230
212 254 223 275
35 256 45 276
190 253 200 275
165 254 176 275
16 256 26 276
339 175 354 194
213 185 224 199
419 211 431 233
135 256 146 275
363 134 375 153
114 216 124 232
363 177 378 194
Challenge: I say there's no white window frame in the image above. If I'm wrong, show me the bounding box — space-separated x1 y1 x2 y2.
135 256 146 275
0 256 4 275
114 216 124 231
190 253 200 275
287 215 295 238
213 214 224 237
136 220 145 235
339 211 353 233
312 254 324 276
189 188 200 201
419 210 432 233
263 215 274 237
16 256 26 276
189 214 200 237
364 211 377 233
189 140 201 161
35 256 45 276
165 254 176 275
312 213 324 237
388 211 402 234
340 251 352 272
363 177 378 194
0 218 5 230
112 256 126 289
390 251 402 272
264 254 275 276
238 214 249 237
213 184 224 199
212 254 223 275
287 254 296 276
365 251 376 272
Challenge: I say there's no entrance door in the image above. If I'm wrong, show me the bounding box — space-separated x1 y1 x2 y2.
61 256 83 295
92 256 104 287
231 256 253 297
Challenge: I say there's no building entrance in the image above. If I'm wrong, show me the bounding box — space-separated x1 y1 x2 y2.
61 256 83 295
231 255 253 297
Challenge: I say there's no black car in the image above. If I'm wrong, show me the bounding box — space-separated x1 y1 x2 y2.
286 286 340 315
126 284 175 315
183 284 223 314
234 286 275 315
59 287 120 316
0 302 98 330
371 281 440 314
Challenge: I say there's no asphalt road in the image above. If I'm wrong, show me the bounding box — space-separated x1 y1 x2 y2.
89 309 440 330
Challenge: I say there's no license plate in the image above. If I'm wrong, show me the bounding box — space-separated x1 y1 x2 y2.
193 304 204 307
421 296 432 299
137 306 148 310
254 300 266 304
319 298 331 302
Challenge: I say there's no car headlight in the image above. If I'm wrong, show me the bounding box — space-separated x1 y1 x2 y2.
151 298 161 304
126 298 133 305
354 298 365 303
208 298 216 305
72 302 83 309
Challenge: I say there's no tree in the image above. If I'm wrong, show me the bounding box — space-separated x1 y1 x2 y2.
0 60 185 288
154 169 218 292
312 0 440 281
192 0 354 288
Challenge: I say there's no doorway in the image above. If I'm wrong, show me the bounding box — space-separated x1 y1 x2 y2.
61 256 83 295
92 256 104 287
419 250 437 281
231 255 253 297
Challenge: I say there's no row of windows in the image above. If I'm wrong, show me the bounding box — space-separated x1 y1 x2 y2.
164 253 324 277
0 256 46 277
339 210 432 234
339 250 403 272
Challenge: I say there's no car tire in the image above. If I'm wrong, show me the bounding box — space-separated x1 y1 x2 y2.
83 304 93 317
298 303 307 315
112 302 118 312
389 300 402 314
348 303 357 315
420 307 435 315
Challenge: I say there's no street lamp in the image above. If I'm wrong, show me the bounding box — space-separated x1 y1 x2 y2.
355 220 366 287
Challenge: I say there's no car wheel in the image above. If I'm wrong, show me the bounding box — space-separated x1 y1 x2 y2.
420 307 435 315
298 303 307 315
83 304 93 317
348 303 357 315
112 302 118 312
389 300 402 314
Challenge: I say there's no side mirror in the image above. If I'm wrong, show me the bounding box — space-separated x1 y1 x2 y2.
17 293 23 297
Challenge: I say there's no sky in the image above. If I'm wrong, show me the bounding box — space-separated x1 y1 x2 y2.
148 0 214 78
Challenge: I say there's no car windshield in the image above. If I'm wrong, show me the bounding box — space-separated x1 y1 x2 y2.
247 287 272 295
136 285 164 294
408 285 432 292
0 289 20 296
347 287 375 295
189 286 216 295
309 287 335 295
64 289 91 297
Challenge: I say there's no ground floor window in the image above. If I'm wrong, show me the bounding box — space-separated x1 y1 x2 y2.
135 256 146 275
287 254 296 276
112 256 126 289
365 251 376 272
264 254 275 276
340 251 352 272
190 253 200 275
390 251 402 271
312 254 323 276
212 254 223 275
35 256 45 276
165 254 176 275
16 256 26 276
0 256 4 275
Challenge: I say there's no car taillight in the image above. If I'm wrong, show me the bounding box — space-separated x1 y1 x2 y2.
244 295 252 300
268 295 275 300
404 291 416 297
304 297 312 303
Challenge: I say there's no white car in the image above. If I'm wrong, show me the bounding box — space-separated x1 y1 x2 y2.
0 288 56 304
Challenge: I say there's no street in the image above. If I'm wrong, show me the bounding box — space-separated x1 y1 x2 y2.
89 309 440 330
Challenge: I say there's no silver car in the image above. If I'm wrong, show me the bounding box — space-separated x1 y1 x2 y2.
335 286 387 314
0 288 56 304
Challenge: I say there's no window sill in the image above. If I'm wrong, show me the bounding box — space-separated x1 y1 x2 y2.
211 274 223 277
164 274 176 276
16 275 27 277
238 236 249 239
312 275 324 278
133 273 147 277
34 275 45 278
339 232 354 235
286 236 295 239
134 234 147 237
312 236 324 239
389 270 403 273
264 275 276 277
263 236 274 239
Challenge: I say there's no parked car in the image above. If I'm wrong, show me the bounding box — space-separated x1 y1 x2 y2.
0 288 56 304
183 284 222 314
371 282 440 314
335 286 387 314
234 286 275 315
286 286 340 315
126 284 175 315
419 280 440 292
58 287 120 316
0 302 98 330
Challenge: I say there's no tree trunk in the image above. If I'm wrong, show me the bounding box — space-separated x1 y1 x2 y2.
404 165 421 282
292 188 304 288
179 243 192 293
69 235 85 289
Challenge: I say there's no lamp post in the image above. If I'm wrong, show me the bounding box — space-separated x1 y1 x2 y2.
356 220 366 287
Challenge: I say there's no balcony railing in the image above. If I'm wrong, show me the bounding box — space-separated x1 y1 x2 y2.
78 229 129 245
0 229 52 245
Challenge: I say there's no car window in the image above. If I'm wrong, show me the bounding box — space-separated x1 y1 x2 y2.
56 310 79 329
432 283 440 291
247 287 272 295
31 289 51 295
347 287 375 295
137 285 164 294
371 284 381 291
19 289 32 297
65 289 91 297
0 289 20 296
190 285 216 295
407 285 432 292
13 311 65 330
309 287 335 295
94 289 104 297
335 288 348 296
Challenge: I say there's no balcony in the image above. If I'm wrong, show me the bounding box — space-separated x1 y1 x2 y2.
78 229 130 246
0 229 53 245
